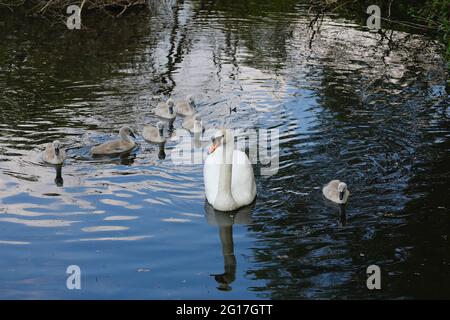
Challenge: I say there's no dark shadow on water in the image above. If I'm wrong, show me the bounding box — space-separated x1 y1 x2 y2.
54 164 63 187
322 195 348 227
158 142 166 160
204 201 255 292
41 163 64 187
339 205 347 227
118 152 137 166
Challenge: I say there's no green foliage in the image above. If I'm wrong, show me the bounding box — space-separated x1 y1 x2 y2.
411 0 450 60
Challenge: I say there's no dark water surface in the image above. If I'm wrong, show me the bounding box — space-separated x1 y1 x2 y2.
0 0 449 299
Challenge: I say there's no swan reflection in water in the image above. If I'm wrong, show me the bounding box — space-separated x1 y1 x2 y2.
158 142 166 160
339 205 347 226
323 195 347 226
193 132 202 149
204 201 255 291
54 164 63 187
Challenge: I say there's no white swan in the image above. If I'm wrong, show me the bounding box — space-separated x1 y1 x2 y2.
155 98 176 120
91 126 136 156
322 180 350 204
42 140 66 165
175 95 196 117
204 129 256 211
182 114 204 134
143 121 165 143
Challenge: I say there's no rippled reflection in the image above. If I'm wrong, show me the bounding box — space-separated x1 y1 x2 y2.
0 0 449 299
54 165 63 187
205 201 254 291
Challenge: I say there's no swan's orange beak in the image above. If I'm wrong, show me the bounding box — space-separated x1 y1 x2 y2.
208 139 220 154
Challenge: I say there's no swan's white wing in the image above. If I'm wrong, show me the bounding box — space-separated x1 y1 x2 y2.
231 150 256 207
204 150 220 205
182 117 194 131
154 108 166 118
176 101 187 114
176 101 195 116
143 126 156 140
42 144 53 163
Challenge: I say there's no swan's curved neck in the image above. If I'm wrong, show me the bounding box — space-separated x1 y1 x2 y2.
194 120 201 132
120 131 131 142
216 138 236 207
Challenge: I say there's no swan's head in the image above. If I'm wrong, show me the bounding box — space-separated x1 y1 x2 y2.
208 129 233 154
157 121 165 136
187 95 195 106
193 114 201 122
52 140 62 156
193 115 204 134
338 182 348 201
120 126 136 139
